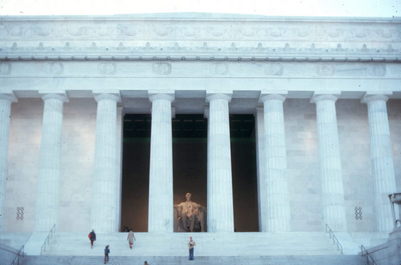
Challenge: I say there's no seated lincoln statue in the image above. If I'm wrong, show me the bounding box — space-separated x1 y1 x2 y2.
174 193 206 232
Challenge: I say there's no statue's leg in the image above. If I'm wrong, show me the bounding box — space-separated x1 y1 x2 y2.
190 216 195 232
180 217 187 232
193 216 200 232
183 216 191 232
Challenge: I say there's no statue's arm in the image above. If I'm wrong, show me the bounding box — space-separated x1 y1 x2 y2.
175 203 183 215
174 206 178 231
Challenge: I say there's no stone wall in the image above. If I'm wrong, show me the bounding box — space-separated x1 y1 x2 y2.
337 100 375 232
58 99 97 232
285 99 321 231
5 98 97 232
6 98 42 232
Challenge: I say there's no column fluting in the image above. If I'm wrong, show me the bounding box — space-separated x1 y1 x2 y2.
260 94 291 232
0 94 16 231
90 93 120 233
363 94 396 232
255 107 267 231
312 94 347 231
148 93 174 233
35 93 67 231
206 93 234 232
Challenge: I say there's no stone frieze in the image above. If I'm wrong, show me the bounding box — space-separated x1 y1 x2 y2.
0 16 400 62
0 16 400 43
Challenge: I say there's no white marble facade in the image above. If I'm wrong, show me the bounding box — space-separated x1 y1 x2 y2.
0 14 401 235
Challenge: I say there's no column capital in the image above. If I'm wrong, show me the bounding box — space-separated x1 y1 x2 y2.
94 93 121 103
206 93 232 102
0 92 17 102
311 94 338 104
149 93 174 103
361 94 389 104
259 94 286 103
41 93 68 103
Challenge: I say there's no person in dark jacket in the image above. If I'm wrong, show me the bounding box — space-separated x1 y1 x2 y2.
88 230 96 248
104 245 110 264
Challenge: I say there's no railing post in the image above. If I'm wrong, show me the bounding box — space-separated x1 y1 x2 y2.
10 244 25 265
40 224 56 255
325 224 343 254
360 244 378 265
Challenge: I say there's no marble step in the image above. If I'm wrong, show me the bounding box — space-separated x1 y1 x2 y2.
23 255 365 265
0 232 30 249
45 232 340 256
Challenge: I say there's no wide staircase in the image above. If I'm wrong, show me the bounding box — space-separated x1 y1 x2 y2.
19 232 366 265
47 232 341 256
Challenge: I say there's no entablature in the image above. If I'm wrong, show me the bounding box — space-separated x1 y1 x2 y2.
1 15 401 104
1 15 400 62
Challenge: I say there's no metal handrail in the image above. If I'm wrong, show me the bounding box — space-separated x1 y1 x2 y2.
325 224 343 254
360 245 378 265
10 245 24 265
40 224 56 255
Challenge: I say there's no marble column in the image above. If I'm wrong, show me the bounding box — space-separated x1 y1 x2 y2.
0 93 16 231
114 106 123 233
260 94 291 232
206 93 234 232
255 107 267 231
90 93 120 233
148 93 174 233
363 94 396 232
35 93 67 231
312 94 347 231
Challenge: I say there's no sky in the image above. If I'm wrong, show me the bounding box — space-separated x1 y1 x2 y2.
0 0 400 17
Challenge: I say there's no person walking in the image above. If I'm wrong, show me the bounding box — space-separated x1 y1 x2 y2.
188 236 196 260
88 230 96 248
104 245 110 264
127 230 136 249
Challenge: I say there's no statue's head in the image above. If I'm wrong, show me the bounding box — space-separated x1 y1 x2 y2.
185 192 192 201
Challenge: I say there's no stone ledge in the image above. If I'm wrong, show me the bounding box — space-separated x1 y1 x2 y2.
0 46 399 62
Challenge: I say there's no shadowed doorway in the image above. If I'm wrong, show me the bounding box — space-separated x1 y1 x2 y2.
121 114 151 232
230 114 259 232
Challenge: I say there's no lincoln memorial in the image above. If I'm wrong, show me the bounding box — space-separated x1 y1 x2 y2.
0 13 400 264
